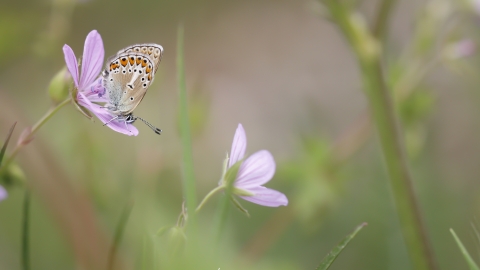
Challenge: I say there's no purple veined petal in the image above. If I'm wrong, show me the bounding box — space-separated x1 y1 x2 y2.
77 92 139 136
239 186 288 207
229 123 247 168
85 91 108 103
79 30 104 90
83 79 108 103
63 44 79 88
0 185 7 201
235 150 275 189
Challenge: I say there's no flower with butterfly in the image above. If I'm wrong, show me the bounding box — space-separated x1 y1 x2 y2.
63 30 162 136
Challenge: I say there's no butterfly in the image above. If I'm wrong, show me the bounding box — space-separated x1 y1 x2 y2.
102 44 163 135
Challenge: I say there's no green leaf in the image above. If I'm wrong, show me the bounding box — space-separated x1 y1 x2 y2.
316 222 367 270
0 122 17 167
450 228 480 270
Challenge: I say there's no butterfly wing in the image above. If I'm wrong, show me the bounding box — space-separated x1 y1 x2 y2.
116 43 163 73
103 52 156 115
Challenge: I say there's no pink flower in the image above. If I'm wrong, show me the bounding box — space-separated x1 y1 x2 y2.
226 124 288 207
63 30 138 136
448 39 476 59
0 185 6 202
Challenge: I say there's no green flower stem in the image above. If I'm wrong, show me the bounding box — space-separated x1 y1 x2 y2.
214 193 231 246
31 98 72 135
0 97 71 175
196 185 224 212
213 160 240 247
322 1 437 269
107 201 133 270
177 25 198 232
372 0 397 40
21 190 30 270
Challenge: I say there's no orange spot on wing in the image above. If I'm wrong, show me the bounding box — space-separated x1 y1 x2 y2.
136 57 142 65
146 66 151 74
148 74 152 81
129 56 135 65
120 58 128 67
142 59 147 67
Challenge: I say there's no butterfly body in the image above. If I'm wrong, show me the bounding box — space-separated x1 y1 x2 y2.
101 44 163 134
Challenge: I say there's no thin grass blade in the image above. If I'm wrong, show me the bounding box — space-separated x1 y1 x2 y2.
450 228 480 270
316 222 367 270
0 122 17 167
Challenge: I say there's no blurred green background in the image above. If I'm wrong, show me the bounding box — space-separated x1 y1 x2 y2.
1 0 480 269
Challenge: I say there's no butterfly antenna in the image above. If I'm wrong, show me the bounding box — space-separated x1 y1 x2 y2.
135 116 162 135
103 116 119 126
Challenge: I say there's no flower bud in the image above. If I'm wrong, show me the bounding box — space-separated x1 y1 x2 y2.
167 227 187 256
0 162 26 187
48 67 71 104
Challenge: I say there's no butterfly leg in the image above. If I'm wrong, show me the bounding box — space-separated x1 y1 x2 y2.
123 120 133 134
103 115 119 126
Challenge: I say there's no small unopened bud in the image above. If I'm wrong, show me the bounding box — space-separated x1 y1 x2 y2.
167 227 187 256
0 162 26 187
17 127 34 146
48 67 71 104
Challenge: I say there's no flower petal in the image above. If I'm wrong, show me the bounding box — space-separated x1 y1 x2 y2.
239 186 288 207
235 150 275 189
77 92 138 136
85 91 108 103
83 79 108 103
229 123 247 168
79 30 104 90
0 185 7 201
63 44 79 88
